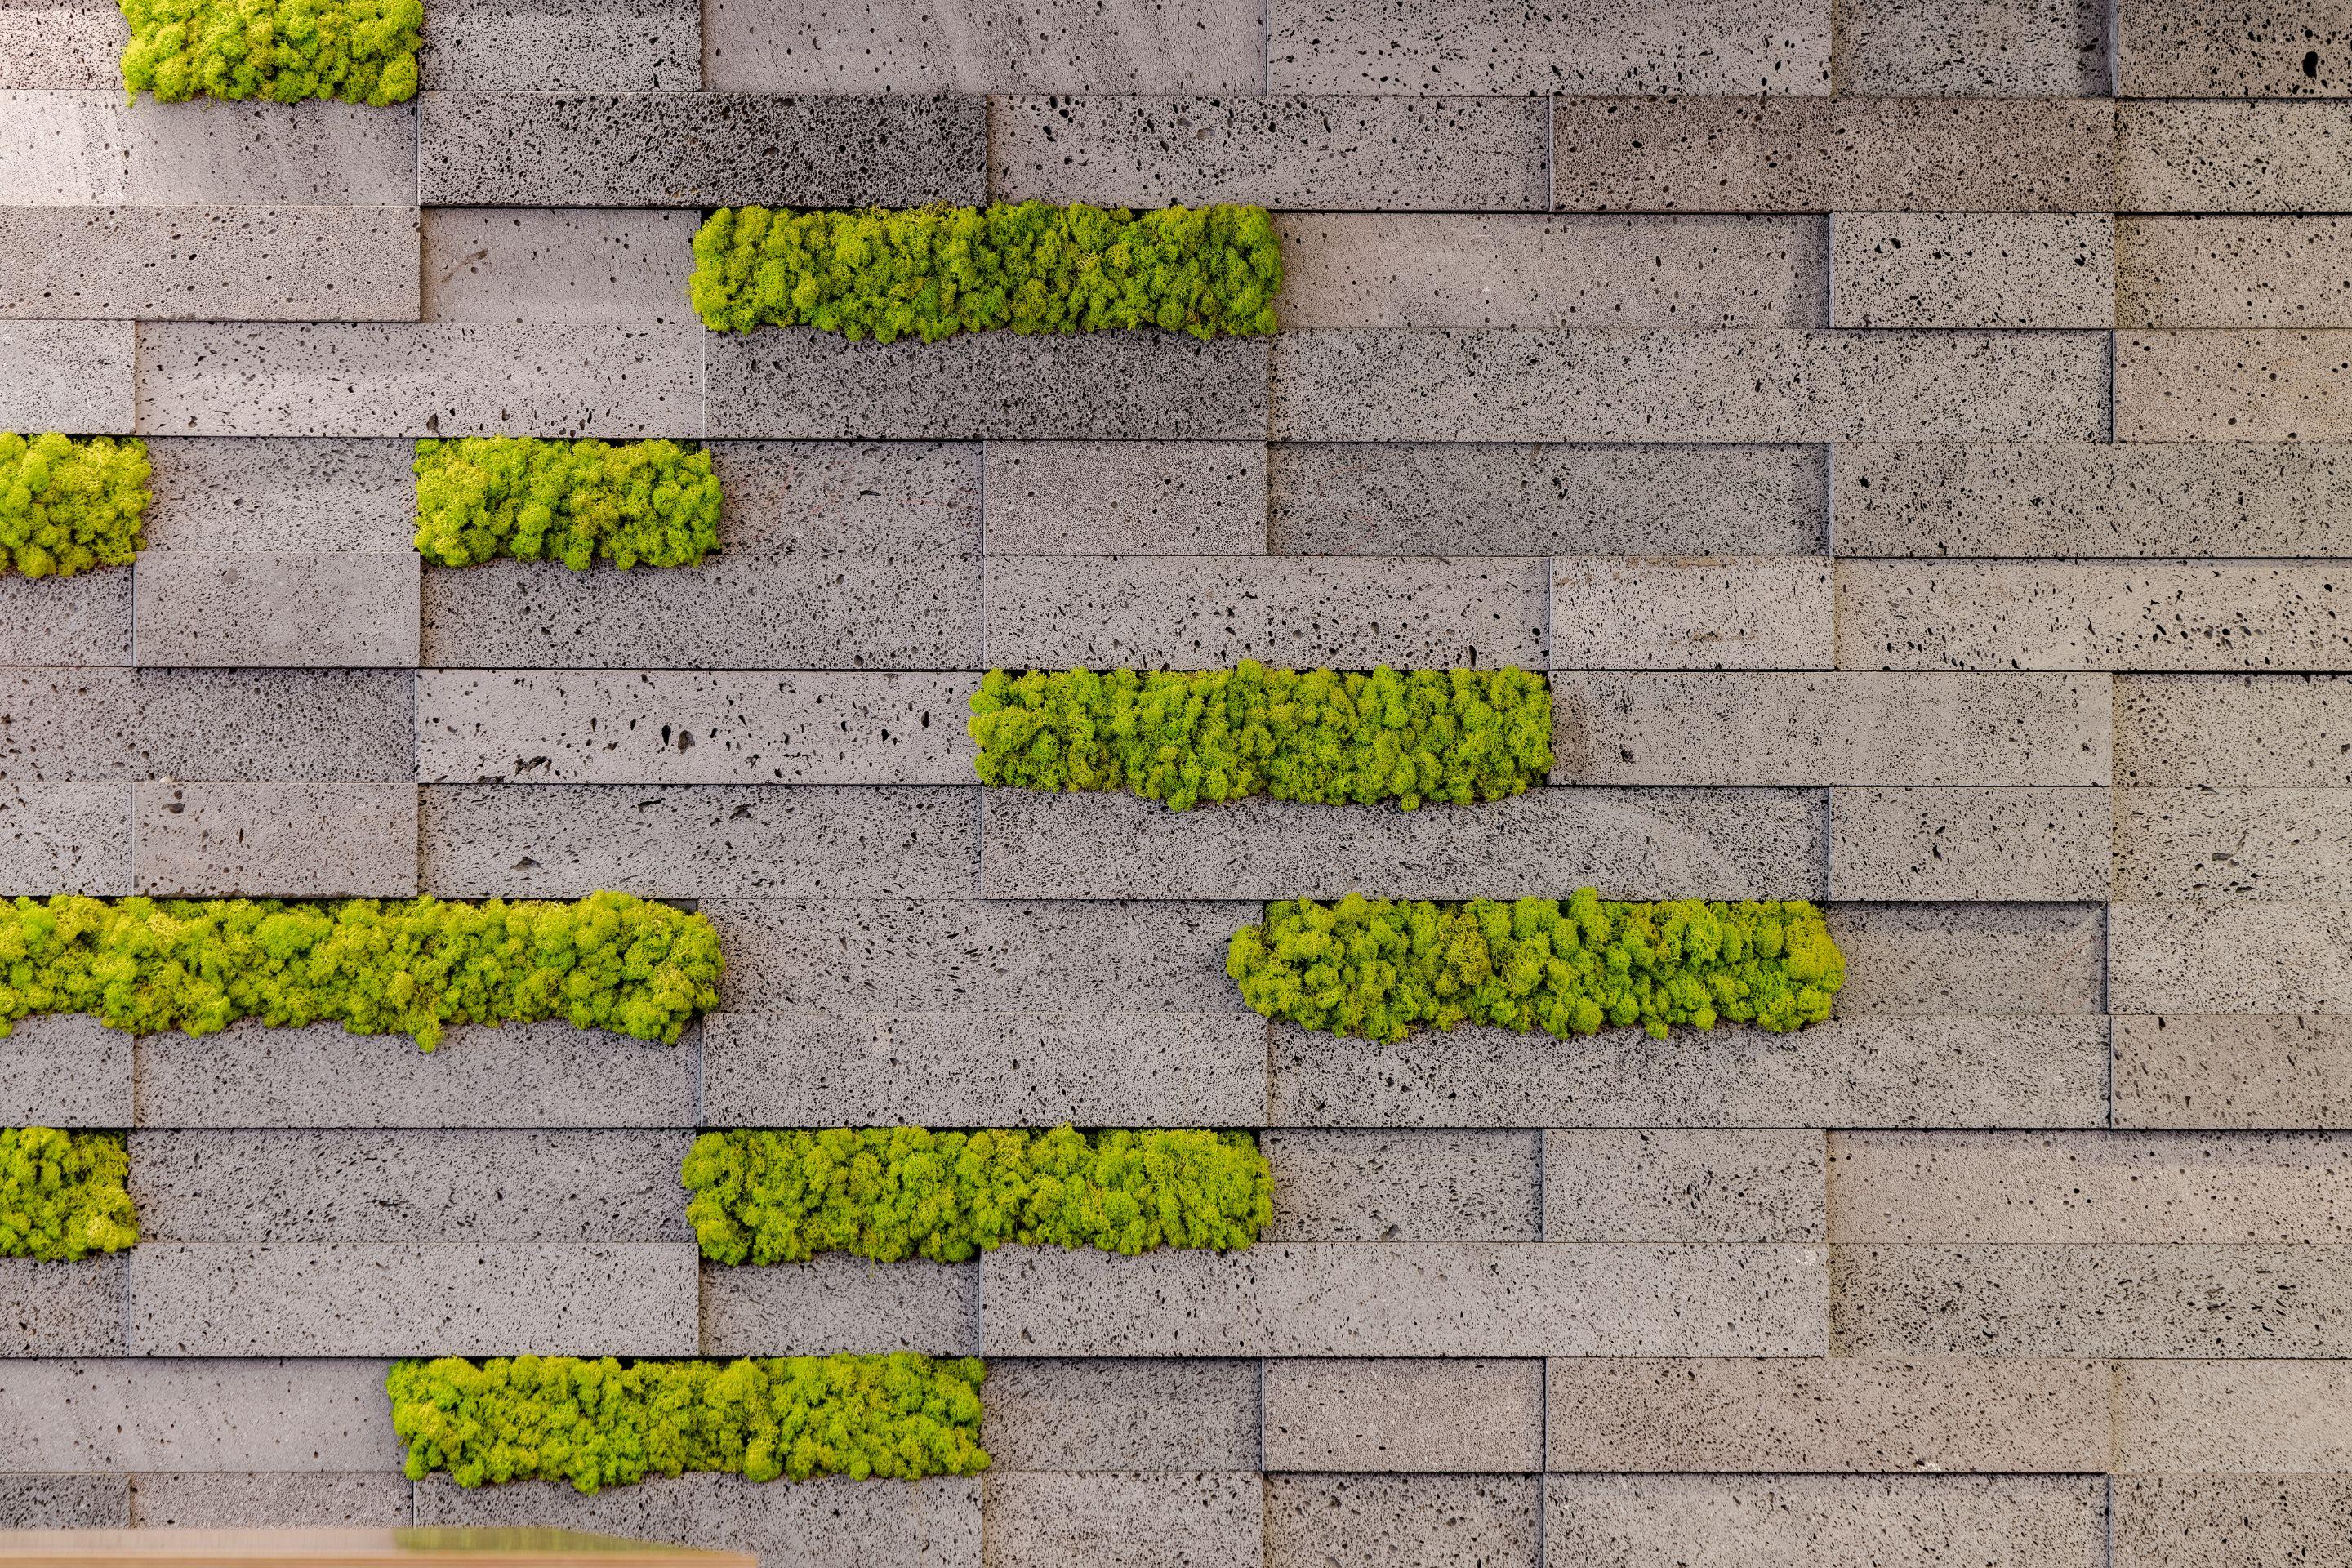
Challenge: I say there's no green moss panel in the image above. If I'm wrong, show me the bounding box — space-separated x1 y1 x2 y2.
0 434 149 579
0 1128 136 1262
412 438 724 570
119 0 422 105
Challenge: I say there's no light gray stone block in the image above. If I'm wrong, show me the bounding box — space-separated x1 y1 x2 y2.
708 440 982 555
2117 675 2352 785
0 1258 122 1355
0 1016 131 1127
1270 443 1827 558
1544 1129 1828 1242
0 0 122 89
2116 787 2352 900
978 787 1828 902
0 782 131 896
135 322 696 438
0 319 132 431
1549 555 1833 670
700 1257 978 1356
0 92 416 205
0 206 418 322
134 550 418 668
2110 901 2352 1013
1 668 414 784
2122 216 2352 328
0 572 131 667
138 439 414 553
2114 1476 2352 1568
1828 786 2112 901
419 207 697 324
420 0 700 90
0 1359 399 1471
1829 213 2114 328
2120 330 2352 439
418 784 975 899
131 780 418 898
982 442 1266 555
2116 1360 2352 1473
0 1473 126 1526
131 1472 411 1527
704 331 1267 441
987 555 1548 670
1262 1360 1542 1472
1263 1129 1541 1243
1553 96 2114 211
1544 1356 2109 1472
1265 1474 1536 1568
2118 2 2352 95
980 1359 1259 1472
1268 1015 2109 1129
419 91 983 207
2113 1013 2352 1129
1836 0 2109 95
2118 101 2352 212
123 1242 699 1356
1552 672 2111 786
982 1472 1262 1568
991 94 1547 210
1824 902 2106 1018
1269 329 2107 443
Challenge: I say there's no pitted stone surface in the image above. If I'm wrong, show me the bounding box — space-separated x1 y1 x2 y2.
1263 1129 1542 1242
0 207 420 322
420 0 702 90
0 93 416 205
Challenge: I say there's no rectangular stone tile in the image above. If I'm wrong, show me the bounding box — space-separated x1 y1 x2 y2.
1269 1016 2109 1129
2117 787 2352 900
136 1019 698 1130
0 1359 399 1471
0 1258 122 1356
1826 902 2106 1018
421 557 982 670
1554 97 2114 212
418 91 982 207
705 332 1267 441
1550 555 1832 670
987 555 1548 670
2118 2 2352 95
2114 1476 2352 1568
978 788 1828 902
419 207 697 324
418 785 976 899
991 95 1547 210
0 669 414 784
0 782 131 896
1552 673 2111 786
1263 1129 1541 1243
124 1243 699 1356
2123 216 2352 328
139 439 413 553
1271 329 2106 443
131 780 417 898
2120 331 2352 439
705 0 1261 91
1545 1356 2110 1472
0 0 121 89
0 1016 131 1128
700 1257 977 1356
1830 213 2114 327
982 441 1265 555
700 1012 1267 1127
2110 902 2352 1013
980 1360 1260 1472
1271 443 1827 558
983 1472 1261 1568
1544 1129 1827 1243
2114 1014 2352 1129
134 550 418 668
1267 1474 1536 1568
0 207 417 321
2119 101 2352 212
1263 1361 1542 1472
0 93 416 205
0 1473 126 1526
130 1472 411 1527
420 0 699 90
2118 675 2352 785
2118 1360 2352 1473
136 322 696 438
0 319 131 431
1829 786 2112 901
710 440 982 555
1837 0 2109 95
0 572 131 667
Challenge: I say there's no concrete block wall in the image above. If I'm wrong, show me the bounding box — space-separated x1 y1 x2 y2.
2 2 2350 1563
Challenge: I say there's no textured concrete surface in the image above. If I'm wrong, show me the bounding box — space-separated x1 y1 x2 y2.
1262 1358 1543 1472
0 206 420 321
130 780 419 898
1829 212 2114 328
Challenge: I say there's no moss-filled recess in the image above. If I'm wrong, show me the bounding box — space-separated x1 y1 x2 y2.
1230 891 1846 1044
969 664 1553 812
0 434 150 579
412 438 724 570
388 1354 989 1493
690 201 1283 341
684 1126 1272 1265
0 1128 137 1263
119 0 422 105
0 893 722 1051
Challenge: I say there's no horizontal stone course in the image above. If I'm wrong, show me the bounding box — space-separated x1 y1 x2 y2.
0 93 415 205
984 1472 1261 1568
710 440 982 555
2122 216 2352 328
2116 1360 2352 1473
0 207 419 322
130 780 418 898
2114 1475 2352 1568
1262 1360 1542 1472
0 782 133 898
1 669 415 783
699 1257 978 1356
1829 213 2114 329
2115 787 2352 901
0 0 120 90
1543 1129 1826 1243
2112 1013 2352 1129
418 207 698 326
2109 902 2352 1013
0 1258 123 1356
2117 675 2352 785
0 1475 123 1527
1825 901 2105 1018
134 550 419 669
1549 555 1832 670
0 1359 399 1471
982 441 1266 556
128 1472 411 1529
1264 1129 1541 1242
0 319 133 431
1838 0 2108 95
0 573 131 668
1266 1473 1537 1568
0 1015 131 1127
1828 786 2113 902
138 439 414 554
2119 331 2352 440
419 0 700 91
980 1359 1260 1472
2116 1 2352 96
2118 101 2352 212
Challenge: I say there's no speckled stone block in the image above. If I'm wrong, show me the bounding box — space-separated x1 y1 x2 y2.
2118 101 2352 212
130 1473 412 1528
709 440 982 553
2113 1013 2352 1128
2115 1360 2352 1472
134 551 419 668
1828 785 2112 901
0 207 419 322
419 207 697 324
1825 902 2106 1018
0 782 132 896
1829 213 2114 328
420 0 701 90
0 0 122 89
1544 1356 2109 1472
982 1472 1263 1568
0 1257 123 1355
1263 1129 1542 1242
0 572 131 667
2116 786 2352 900
0 669 413 785
699 1257 978 1356
991 94 1549 210
1550 555 1833 670
987 555 1548 670
2127 329 2352 439
0 93 416 205
1553 97 2114 211
0 1474 126 1527
703 0 1264 91
1269 329 2107 443
0 1015 131 1128
1267 1475 1537 1568
982 1360 1261 1472
2110 900 2352 1013
1261 1361 1543 1472
1837 0 2109 95
2117 675 2352 785
2114 1476 2352 1568
131 780 417 898
0 319 132 431
2118 1 2352 96
136 439 413 553
0 1359 399 1472
1544 1129 1828 1242
982 442 1266 555
2121 217 2352 328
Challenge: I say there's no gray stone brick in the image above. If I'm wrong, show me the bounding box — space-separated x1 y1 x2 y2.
136 1019 698 1130
0 1359 399 1471
991 95 1548 211
0 674 136 782
1263 1129 1541 1242
131 1472 411 1527
0 1016 131 1128
1550 555 1833 670
2120 101 2352 212
0 572 130 667
987 555 1548 670
1271 443 1827 558
1829 786 2112 901
0 782 132 896
1544 1356 2109 1472
0 1472 126 1526
0 206 418 322
705 0 1263 91
123 1242 699 1356
1836 0 2109 95
1262 1361 1542 1472
1553 97 2114 212
131 780 418 898
2113 1013 2352 1129
134 550 419 668
1265 1474 1537 1568
2110 901 2352 1013
0 319 132 432
1825 902 2106 1017
982 1472 1262 1568
2120 330 2352 440
2121 216 2352 329
1829 213 2114 328
139 439 414 553
0 1258 122 1356
700 1257 978 1356
417 670 977 786
978 788 1828 902
418 785 975 899
420 0 699 90
2115 1360 2352 1473
2116 787 2352 900
1269 1015 2109 1129
0 92 416 205
709 441 982 555
704 332 1267 441
135 322 696 438
418 91 982 207
419 207 697 324
1270 329 2106 443
2114 1476 2352 1568
0 0 121 89
138 670 415 782
2118 2 2352 96
982 442 1266 556
2117 675 2352 785
1544 1129 1828 1243
699 1012 1268 1127
980 1359 1260 1472
981 1243 1829 1356
1552 672 2110 786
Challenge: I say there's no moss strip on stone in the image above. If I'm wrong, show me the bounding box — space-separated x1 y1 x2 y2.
0 1128 137 1262
0 434 149 579
412 438 723 570
119 0 422 105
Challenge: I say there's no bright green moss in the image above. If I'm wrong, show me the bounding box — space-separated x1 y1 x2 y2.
0 892 722 1052
1229 890 1846 1044
388 1354 989 1493
412 438 724 571
691 201 1283 341
118 0 422 105
969 663 1553 812
0 1128 137 1263
684 1126 1273 1266
0 434 149 579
